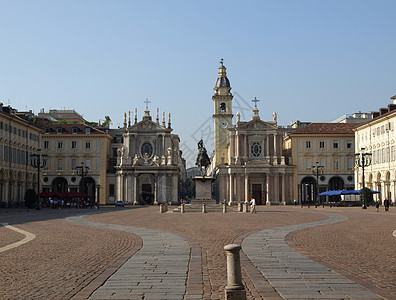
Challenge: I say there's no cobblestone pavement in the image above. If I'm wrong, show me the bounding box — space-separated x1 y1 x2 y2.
0 205 395 299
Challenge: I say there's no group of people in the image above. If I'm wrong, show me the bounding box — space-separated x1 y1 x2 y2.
375 199 390 212
45 198 98 209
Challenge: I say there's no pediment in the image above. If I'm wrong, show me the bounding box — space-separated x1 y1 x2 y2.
128 119 171 133
239 119 277 130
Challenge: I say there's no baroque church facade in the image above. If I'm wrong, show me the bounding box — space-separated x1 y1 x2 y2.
115 106 184 205
210 63 294 204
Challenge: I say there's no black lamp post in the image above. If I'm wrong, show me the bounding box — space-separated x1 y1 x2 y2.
355 147 372 209
30 149 47 209
76 162 89 194
311 161 324 207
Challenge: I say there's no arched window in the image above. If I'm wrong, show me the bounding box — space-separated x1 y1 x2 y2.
220 103 226 112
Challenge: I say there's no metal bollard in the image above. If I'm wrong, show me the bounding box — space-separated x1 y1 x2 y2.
202 203 207 213
224 244 246 300
223 203 227 213
181 203 185 213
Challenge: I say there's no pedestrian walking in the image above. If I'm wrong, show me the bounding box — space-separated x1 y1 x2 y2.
384 199 390 211
250 198 256 214
375 200 380 212
294 199 297 206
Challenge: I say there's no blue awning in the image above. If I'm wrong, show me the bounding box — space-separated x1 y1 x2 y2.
319 189 380 196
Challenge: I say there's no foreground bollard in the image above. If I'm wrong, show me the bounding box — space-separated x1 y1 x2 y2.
224 244 246 300
180 203 185 213
223 203 227 213
237 202 242 212
243 203 249 213
202 203 207 213
160 204 164 213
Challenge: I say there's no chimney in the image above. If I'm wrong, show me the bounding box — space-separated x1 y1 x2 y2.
372 111 380 118
380 108 388 115
391 95 396 104
388 104 396 112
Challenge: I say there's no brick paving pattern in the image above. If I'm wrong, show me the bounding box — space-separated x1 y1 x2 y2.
0 206 395 299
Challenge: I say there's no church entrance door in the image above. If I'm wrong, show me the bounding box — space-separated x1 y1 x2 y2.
141 184 154 205
252 184 262 205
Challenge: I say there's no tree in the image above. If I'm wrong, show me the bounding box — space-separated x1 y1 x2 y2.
360 187 373 208
24 189 37 209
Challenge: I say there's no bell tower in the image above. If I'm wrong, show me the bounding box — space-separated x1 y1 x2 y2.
213 60 233 167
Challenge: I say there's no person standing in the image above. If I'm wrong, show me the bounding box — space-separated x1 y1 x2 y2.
384 199 390 211
250 198 256 214
375 200 380 212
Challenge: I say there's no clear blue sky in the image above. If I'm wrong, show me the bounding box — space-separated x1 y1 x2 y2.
1 0 396 166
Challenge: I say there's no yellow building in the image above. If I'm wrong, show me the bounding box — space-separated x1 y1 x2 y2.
284 123 357 204
0 104 41 206
354 97 396 204
39 123 112 204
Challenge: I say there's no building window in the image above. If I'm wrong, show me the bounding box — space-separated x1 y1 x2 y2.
333 141 339 149
347 141 352 149
109 184 115 196
85 128 91 134
44 141 49 149
347 158 353 170
57 159 63 170
251 142 262 157
333 158 339 170
141 142 153 157
71 158 76 170
72 141 77 149
319 141 325 149
58 142 63 149
72 127 78 134
57 127 62 134
306 141 311 149
86 141 91 149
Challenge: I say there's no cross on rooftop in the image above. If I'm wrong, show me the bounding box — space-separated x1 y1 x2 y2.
220 58 224 66
252 97 260 107
144 98 151 108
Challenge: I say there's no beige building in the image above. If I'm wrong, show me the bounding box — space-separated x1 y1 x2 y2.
354 97 396 204
0 104 41 206
211 63 293 204
284 123 358 204
39 123 112 204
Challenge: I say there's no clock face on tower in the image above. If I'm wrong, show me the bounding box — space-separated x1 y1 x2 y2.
219 119 229 129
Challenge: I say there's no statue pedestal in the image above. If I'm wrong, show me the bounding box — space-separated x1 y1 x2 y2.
193 176 215 203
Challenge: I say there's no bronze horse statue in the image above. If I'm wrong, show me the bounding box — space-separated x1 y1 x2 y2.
196 139 211 175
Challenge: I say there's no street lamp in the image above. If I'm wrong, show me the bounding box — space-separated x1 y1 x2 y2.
355 147 372 209
311 161 324 207
76 162 89 194
30 149 47 209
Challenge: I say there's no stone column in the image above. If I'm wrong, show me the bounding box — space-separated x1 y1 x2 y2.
266 173 271 205
281 172 286 205
4 181 9 204
230 134 234 165
133 175 138 205
266 135 270 157
126 174 133 204
274 134 278 157
244 174 249 203
236 132 240 164
229 173 234 205
172 175 178 204
224 244 246 300
243 135 248 161
154 175 158 205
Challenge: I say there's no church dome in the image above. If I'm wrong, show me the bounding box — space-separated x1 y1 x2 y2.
215 76 231 88
215 64 231 88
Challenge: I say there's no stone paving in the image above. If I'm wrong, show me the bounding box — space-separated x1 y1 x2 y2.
0 206 395 299
243 212 381 299
67 215 191 299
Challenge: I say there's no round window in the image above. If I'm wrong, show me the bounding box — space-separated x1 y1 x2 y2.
251 142 262 157
141 142 153 157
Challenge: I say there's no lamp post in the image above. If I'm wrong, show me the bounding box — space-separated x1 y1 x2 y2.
355 147 372 209
76 162 89 194
30 149 47 209
311 162 324 207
